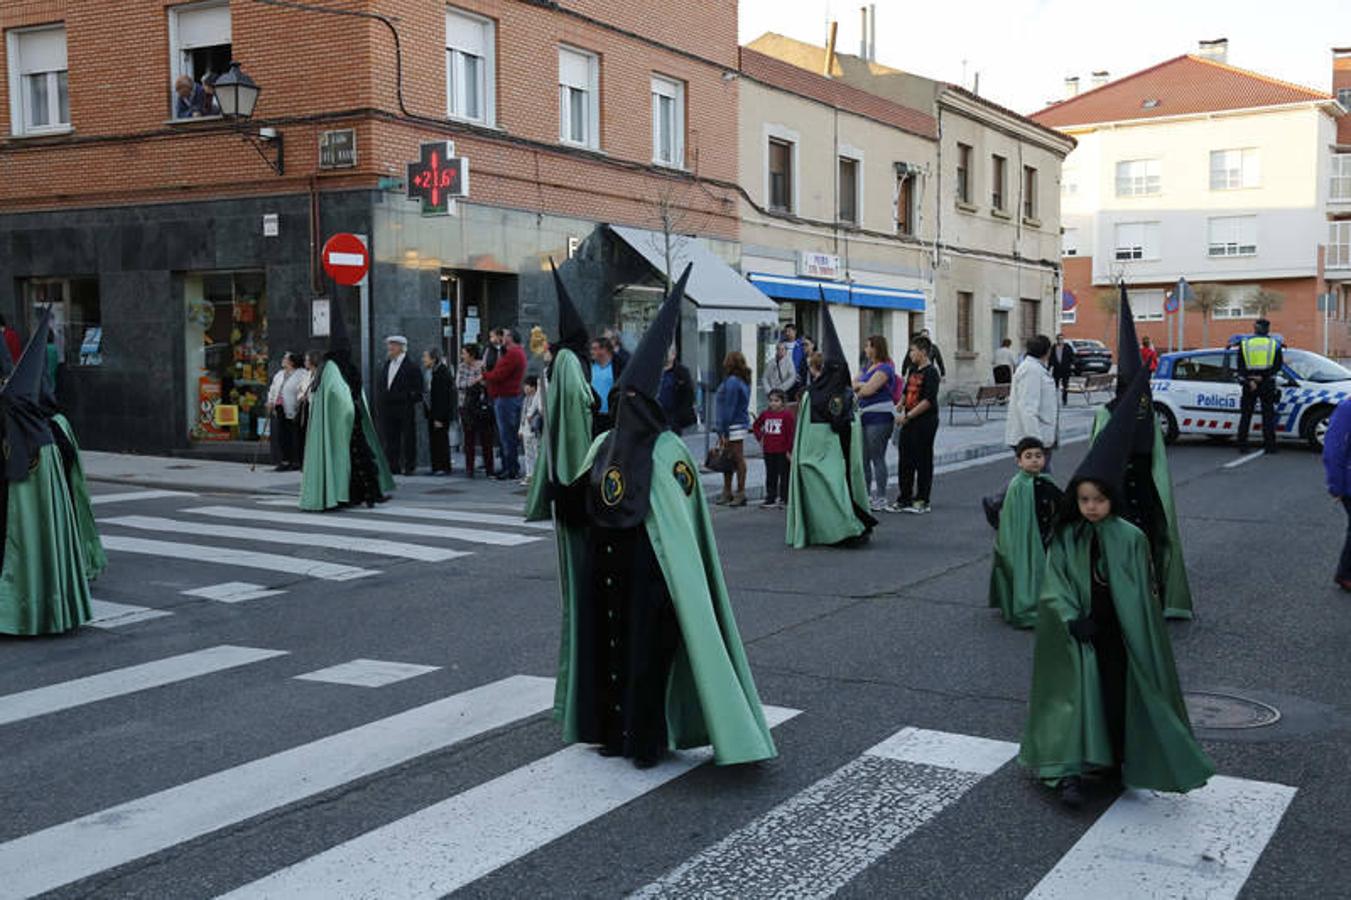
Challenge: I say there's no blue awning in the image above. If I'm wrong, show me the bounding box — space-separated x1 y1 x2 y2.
746 273 925 312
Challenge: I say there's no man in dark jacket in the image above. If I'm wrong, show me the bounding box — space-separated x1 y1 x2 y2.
1050 333 1076 404
423 347 455 475
378 335 423 475
659 349 697 433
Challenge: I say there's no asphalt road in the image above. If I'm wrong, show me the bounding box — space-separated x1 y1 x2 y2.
2 438 1348 899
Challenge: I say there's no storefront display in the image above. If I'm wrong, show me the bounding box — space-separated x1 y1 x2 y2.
185 271 268 443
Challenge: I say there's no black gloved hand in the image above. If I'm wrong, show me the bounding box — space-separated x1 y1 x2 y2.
1068 616 1097 642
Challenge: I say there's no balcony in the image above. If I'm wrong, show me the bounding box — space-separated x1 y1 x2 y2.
1330 221 1351 270
1332 154 1351 204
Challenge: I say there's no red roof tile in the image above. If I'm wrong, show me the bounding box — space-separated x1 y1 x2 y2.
739 48 937 139
1032 55 1332 128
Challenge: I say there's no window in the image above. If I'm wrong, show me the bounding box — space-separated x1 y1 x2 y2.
896 172 915 235
1061 172 1078 197
991 309 1009 355
6 25 69 135
1211 286 1254 320
558 46 599 149
1060 304 1077 325
651 75 685 167
768 138 793 212
1339 88 1351 112
1019 299 1040 340
992 154 1007 211
1173 353 1231 383
1330 154 1351 202
1331 221 1351 269
1132 289 1165 322
838 156 859 224
1208 216 1258 257
23 277 99 366
1062 227 1079 256
184 271 268 442
1115 159 1161 196
956 143 972 204
1114 222 1160 260
1210 148 1260 190
1023 165 1038 219
957 291 973 352
169 1 231 116
446 8 495 125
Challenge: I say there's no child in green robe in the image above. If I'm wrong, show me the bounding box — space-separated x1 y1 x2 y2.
988 437 1062 628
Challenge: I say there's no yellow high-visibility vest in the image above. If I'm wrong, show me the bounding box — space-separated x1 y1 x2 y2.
1240 336 1277 370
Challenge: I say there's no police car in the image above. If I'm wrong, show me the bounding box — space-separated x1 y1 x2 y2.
1152 346 1349 449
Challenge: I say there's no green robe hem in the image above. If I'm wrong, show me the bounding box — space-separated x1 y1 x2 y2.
988 471 1054 629
785 397 872 548
51 413 106 580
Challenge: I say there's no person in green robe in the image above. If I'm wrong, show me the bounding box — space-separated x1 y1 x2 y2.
1019 368 1214 807
1090 284 1193 620
299 302 395 511
786 295 877 548
0 310 92 635
988 436 1062 629
40 373 106 580
554 263 777 769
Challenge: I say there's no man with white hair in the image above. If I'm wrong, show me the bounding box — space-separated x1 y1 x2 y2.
378 335 421 475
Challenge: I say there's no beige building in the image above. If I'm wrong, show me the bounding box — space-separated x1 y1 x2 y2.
745 34 1075 389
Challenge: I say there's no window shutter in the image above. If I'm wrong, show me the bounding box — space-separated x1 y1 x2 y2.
446 11 486 55
559 48 591 90
17 27 67 75
177 4 232 49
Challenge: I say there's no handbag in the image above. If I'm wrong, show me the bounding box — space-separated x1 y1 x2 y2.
704 444 735 474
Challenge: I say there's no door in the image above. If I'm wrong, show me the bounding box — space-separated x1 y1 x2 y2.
1170 351 1241 435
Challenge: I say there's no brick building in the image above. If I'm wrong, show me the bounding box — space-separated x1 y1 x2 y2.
0 0 750 455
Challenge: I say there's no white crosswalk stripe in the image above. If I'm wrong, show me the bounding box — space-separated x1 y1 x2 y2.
185 504 541 546
88 598 174 628
90 489 197 504
100 514 470 563
0 645 286 727
100 534 379 581
351 503 554 531
219 705 801 900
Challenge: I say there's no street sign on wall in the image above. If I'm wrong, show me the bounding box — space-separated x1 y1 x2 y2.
319 129 357 169
321 233 369 286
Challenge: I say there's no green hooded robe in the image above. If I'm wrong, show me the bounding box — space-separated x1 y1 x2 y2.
0 443 93 635
785 395 873 548
299 361 394 511
988 470 1059 628
50 412 106 580
1018 515 1213 792
554 429 777 766
1091 406 1192 619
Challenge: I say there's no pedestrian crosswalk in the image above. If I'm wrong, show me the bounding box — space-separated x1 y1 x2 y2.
0 645 1300 900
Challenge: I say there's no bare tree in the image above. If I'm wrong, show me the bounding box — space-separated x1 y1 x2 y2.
1246 287 1285 318
646 178 692 292
1095 288 1120 344
1186 282 1227 348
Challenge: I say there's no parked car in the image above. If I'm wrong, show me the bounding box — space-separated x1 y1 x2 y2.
1151 347 1348 449
1068 339 1112 375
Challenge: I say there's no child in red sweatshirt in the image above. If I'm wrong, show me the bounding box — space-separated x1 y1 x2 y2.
752 388 797 508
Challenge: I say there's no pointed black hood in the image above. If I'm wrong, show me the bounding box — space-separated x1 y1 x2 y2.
586 264 690 529
1109 283 1154 454
550 259 591 365
809 291 855 433
0 308 55 481
1064 367 1151 523
324 299 361 391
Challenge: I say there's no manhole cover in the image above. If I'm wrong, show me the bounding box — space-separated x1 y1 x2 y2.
1184 691 1281 729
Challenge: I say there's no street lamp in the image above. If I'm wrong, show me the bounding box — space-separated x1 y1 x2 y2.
215 61 283 175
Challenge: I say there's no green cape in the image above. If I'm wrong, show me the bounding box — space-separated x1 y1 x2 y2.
988 470 1055 629
299 362 395 511
0 443 93 635
524 350 594 522
554 430 777 766
1091 406 1192 619
785 396 872 548
51 413 106 580
1018 516 1214 792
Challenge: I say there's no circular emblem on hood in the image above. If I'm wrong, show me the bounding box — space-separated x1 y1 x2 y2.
672 459 695 496
601 465 625 507
828 394 845 416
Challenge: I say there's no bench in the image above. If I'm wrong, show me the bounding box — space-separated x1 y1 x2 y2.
946 383 1010 425
1065 373 1116 404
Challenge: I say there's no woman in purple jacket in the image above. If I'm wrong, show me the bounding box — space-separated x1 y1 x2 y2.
1322 396 1351 590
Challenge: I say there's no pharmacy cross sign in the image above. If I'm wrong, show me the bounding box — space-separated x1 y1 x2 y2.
406 140 470 215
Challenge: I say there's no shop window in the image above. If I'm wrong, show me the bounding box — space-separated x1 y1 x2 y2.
185 271 267 442
23 276 101 367
6 25 70 136
169 1 231 117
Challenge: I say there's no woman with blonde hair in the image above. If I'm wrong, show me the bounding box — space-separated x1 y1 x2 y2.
714 350 752 506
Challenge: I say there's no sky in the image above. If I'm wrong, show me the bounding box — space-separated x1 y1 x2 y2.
738 0 1345 115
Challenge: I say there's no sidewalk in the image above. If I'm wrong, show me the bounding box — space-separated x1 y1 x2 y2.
81 402 1098 502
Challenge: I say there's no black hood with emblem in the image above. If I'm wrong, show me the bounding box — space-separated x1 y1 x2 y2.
809 291 855 434
0 308 56 483
585 263 690 529
1107 283 1155 455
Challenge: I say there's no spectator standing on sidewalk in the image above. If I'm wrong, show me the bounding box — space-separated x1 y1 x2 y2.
589 338 619 435
993 338 1018 385
854 335 897 511
658 349 697 433
888 336 940 514
266 352 304 471
713 352 752 506
457 344 495 478
752 388 796 508
483 329 526 480
519 375 543 485
763 341 798 399
1140 335 1159 373
1050 334 1076 404
1005 334 1059 471
0 314 21 363
1322 395 1351 591
602 326 631 375
423 347 454 475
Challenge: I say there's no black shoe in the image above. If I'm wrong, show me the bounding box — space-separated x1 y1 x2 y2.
1056 776 1085 809
596 745 622 758
633 754 661 770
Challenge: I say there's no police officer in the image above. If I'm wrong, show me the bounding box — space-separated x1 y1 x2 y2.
1235 318 1284 455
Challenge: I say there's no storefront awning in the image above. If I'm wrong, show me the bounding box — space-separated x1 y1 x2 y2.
607 225 780 331
747 273 926 312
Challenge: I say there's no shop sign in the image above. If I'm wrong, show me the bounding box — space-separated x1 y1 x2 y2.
797 251 842 280
406 140 469 216
319 129 357 169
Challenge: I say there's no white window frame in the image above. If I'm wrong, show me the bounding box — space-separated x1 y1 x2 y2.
1060 305 1077 325
1207 215 1258 257
1062 227 1079 256
1330 154 1351 203
6 24 70 136
167 0 231 116
1132 289 1165 322
1339 88 1351 113
1328 221 1351 269
1212 285 1257 320
763 123 800 214
445 7 495 126
1113 221 1160 261
1115 159 1161 197
558 45 600 150
1210 148 1260 190
650 74 684 168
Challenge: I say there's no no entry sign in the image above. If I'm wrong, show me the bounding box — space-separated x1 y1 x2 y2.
322 233 369 286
